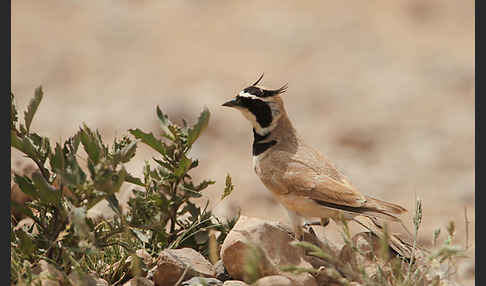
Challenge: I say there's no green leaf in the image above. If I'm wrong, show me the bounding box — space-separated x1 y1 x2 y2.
129 128 166 155
50 143 65 172
153 158 173 171
130 228 150 243
24 86 43 133
119 140 137 163
68 133 81 154
31 172 59 204
111 167 127 194
174 155 192 177
195 179 215 191
11 131 24 152
187 107 210 147
106 194 121 215
156 106 173 137
15 229 36 256
221 174 234 200
11 131 39 160
14 174 39 199
125 173 144 187
11 200 36 221
60 153 87 186
79 124 102 165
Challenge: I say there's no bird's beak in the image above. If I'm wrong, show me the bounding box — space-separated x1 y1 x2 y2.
222 99 238 107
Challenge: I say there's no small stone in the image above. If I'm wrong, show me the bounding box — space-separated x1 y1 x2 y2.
68 271 106 286
253 275 294 286
220 216 317 286
181 277 223 286
123 277 154 286
152 248 215 286
32 260 66 286
136 249 154 267
222 280 250 286
13 217 39 235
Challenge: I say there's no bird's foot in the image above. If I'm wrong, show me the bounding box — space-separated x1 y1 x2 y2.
294 228 304 241
321 217 330 227
303 218 330 228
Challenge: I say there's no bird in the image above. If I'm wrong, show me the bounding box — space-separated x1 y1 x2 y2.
222 74 414 257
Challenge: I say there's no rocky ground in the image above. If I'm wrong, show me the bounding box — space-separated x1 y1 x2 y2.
19 215 464 286
12 1 474 285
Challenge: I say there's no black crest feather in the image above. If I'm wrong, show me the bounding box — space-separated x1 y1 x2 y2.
252 73 265 86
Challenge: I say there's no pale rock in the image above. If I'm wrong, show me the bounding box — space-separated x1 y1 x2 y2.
124 248 154 277
68 271 108 286
13 217 39 235
222 280 250 286
220 216 317 286
135 248 154 267
252 275 294 286
181 277 223 285
152 248 215 286
31 260 66 286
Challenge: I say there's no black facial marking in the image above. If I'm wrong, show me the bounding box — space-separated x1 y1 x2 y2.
243 86 264 97
236 96 273 128
243 86 277 98
253 128 269 142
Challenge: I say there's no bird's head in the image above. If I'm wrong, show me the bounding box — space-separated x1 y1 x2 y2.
222 74 287 136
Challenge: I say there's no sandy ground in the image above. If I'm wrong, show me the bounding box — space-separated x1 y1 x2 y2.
12 1 474 284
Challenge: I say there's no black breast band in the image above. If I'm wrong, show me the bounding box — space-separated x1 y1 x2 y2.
252 129 277 156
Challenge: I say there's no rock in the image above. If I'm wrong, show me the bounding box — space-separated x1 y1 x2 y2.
31 260 66 286
123 277 154 286
152 248 215 286
253 275 294 286
124 248 154 277
181 277 223 286
220 216 317 286
214 259 231 281
135 249 154 266
222 281 250 286
68 271 108 286
13 217 39 235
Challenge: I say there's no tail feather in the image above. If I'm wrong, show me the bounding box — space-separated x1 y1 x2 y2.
352 216 422 260
364 195 408 215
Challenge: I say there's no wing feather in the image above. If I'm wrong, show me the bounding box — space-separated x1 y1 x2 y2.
280 162 367 208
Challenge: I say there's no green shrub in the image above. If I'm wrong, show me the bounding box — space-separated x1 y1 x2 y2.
10 87 237 285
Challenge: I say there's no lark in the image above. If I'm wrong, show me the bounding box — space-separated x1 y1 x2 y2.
222 74 414 257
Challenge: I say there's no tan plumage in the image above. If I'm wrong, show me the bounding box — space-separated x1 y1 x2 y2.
223 77 412 257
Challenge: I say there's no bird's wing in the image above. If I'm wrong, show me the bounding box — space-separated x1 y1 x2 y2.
279 162 367 208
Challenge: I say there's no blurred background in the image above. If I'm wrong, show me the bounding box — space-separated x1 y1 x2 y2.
12 1 474 284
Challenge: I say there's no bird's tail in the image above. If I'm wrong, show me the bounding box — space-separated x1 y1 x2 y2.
357 195 408 222
352 216 422 260
364 195 408 215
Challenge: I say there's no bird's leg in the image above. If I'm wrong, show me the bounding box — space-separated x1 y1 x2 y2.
287 210 304 240
303 221 321 227
303 218 330 228
321 217 330 227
